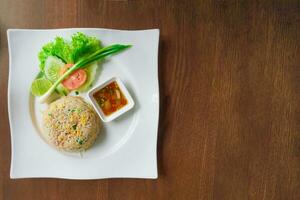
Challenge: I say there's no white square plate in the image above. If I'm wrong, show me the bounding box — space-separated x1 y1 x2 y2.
7 28 159 179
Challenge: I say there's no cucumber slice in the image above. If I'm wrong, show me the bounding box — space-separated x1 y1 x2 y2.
56 83 69 96
78 62 99 92
44 56 65 82
31 78 53 96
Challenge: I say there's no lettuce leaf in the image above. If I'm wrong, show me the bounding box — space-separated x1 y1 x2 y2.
38 33 102 71
38 37 72 70
71 32 102 63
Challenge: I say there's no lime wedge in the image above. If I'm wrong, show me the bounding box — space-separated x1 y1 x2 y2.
30 78 53 96
44 56 65 82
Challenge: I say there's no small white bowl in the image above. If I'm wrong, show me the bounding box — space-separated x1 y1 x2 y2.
88 77 135 122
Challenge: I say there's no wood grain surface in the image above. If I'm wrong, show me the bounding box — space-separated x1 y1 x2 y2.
1 0 300 199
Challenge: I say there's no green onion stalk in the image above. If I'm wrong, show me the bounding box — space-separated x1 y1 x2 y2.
39 44 131 103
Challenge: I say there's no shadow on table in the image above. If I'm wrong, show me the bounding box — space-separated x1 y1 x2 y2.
157 36 170 178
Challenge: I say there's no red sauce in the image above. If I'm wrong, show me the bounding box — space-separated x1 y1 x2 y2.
93 81 127 116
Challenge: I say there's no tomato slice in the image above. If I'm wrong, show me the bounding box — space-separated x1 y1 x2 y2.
60 63 74 76
60 64 87 90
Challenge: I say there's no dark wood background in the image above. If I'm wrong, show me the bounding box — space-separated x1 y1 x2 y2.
1 0 300 199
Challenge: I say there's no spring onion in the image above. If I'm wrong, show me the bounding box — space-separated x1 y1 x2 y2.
38 44 131 103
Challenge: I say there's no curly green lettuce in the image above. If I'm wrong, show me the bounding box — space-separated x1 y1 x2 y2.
71 32 102 63
38 32 102 70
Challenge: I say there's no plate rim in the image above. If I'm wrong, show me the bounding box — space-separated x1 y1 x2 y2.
7 28 160 179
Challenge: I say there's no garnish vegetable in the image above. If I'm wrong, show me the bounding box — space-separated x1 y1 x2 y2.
30 32 131 103
39 44 130 103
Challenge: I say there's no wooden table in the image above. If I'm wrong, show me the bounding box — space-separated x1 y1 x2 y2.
1 1 300 199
